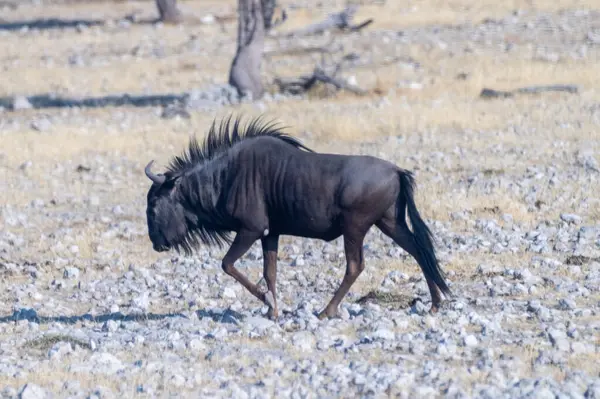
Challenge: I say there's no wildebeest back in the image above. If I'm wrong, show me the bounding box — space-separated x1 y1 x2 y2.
226 136 400 241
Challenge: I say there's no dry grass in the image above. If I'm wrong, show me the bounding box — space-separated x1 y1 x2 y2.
1 0 599 395
273 0 600 31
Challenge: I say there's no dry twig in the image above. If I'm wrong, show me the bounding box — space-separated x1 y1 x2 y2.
480 84 579 99
273 53 367 96
281 6 373 37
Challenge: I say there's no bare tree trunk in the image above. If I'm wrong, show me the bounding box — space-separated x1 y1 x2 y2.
228 0 268 99
156 0 183 24
261 0 277 30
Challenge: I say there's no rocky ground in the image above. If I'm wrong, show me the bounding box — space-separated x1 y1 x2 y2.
1 0 599 398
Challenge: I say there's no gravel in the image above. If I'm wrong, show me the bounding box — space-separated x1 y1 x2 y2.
2 198 598 397
0 4 599 398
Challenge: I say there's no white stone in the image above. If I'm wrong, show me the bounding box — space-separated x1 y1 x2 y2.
19 383 49 399
222 287 237 299
464 335 478 347
292 256 305 266
63 267 80 279
292 331 315 352
560 213 581 224
372 328 395 341
188 339 206 351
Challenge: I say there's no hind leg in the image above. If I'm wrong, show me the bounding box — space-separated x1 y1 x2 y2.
318 228 367 320
376 215 443 313
261 235 279 320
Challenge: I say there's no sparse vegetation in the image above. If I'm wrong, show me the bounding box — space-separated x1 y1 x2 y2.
24 334 92 351
0 0 599 397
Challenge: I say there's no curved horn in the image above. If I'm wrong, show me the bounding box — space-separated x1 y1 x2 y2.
145 160 166 185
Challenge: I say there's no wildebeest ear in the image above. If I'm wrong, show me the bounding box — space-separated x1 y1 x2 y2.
162 175 182 195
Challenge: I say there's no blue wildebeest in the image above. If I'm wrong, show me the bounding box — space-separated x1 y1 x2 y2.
144 115 451 320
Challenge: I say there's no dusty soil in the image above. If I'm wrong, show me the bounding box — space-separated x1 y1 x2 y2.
0 0 599 397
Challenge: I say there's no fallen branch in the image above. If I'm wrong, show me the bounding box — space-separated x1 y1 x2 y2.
274 66 366 96
0 17 104 32
282 6 373 37
0 92 187 111
480 84 579 99
273 51 375 96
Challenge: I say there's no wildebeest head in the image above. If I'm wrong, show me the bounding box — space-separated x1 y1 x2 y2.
144 160 194 253
144 115 302 255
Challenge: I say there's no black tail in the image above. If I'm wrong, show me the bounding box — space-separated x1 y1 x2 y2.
397 170 451 296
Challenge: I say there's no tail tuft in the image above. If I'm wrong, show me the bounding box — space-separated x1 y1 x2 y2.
398 170 451 296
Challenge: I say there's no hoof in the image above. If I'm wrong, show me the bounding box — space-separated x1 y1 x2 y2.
429 302 441 315
263 291 275 308
262 291 278 320
317 309 338 320
267 307 279 321
317 311 328 320
255 277 268 295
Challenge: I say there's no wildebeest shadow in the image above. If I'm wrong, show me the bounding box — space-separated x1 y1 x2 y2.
0 307 186 324
0 307 245 325
196 308 246 324
0 92 187 111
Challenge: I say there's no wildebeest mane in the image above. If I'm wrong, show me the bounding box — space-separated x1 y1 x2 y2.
160 114 315 254
165 114 314 177
172 216 233 256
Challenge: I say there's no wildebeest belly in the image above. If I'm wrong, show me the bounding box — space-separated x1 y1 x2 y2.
264 154 350 240
269 209 343 241
266 186 344 240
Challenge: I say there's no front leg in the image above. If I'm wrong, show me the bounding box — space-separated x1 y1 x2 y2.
261 235 279 320
221 229 267 304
